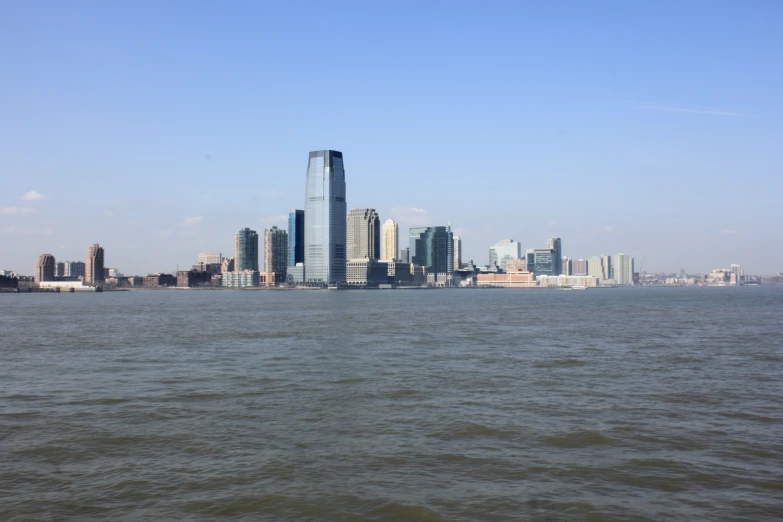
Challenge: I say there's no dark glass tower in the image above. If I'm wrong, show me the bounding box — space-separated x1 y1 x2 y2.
408 226 454 274
547 237 562 275
235 228 259 271
288 209 305 266
304 150 346 285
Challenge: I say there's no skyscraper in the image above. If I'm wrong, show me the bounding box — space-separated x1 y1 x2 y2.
35 254 56 282
264 226 288 284
347 208 380 260
615 254 634 286
409 226 453 275
382 219 399 261
85 244 105 286
288 209 305 267
526 249 555 276
572 259 588 276
453 236 462 269
489 239 521 271
235 228 259 272
546 238 562 275
304 150 347 285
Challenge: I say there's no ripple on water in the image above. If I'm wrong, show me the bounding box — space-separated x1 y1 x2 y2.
543 430 617 448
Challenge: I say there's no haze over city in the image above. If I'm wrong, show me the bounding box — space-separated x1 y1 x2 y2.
1 2 781 275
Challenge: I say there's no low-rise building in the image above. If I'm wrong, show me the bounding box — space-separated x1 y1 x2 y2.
346 259 390 288
144 274 177 288
477 270 536 288
222 270 259 288
537 275 599 288
177 270 213 288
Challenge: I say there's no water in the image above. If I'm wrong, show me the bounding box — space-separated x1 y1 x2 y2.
1 287 782 521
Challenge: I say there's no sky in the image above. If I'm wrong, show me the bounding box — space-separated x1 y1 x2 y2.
1 1 781 275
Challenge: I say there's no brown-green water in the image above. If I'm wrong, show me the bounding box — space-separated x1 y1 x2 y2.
1 287 782 521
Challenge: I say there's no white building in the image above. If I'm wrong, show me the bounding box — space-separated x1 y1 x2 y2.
489 239 521 271
381 219 398 261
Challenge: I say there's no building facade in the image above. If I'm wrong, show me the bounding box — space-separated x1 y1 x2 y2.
198 252 222 265
347 208 380 260
453 236 462 269
85 244 105 286
222 270 260 288
537 275 599 288
546 238 563 275
489 239 521 271
614 254 634 286
526 248 555 276
288 209 305 267
35 254 56 282
409 226 453 277
477 270 536 288
264 226 288 284
382 219 399 261
572 259 588 276
304 150 347 285
235 228 259 272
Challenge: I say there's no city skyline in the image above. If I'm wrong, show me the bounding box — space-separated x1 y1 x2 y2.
1 3 781 275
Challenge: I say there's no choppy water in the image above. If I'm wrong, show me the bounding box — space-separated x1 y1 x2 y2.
1 287 782 521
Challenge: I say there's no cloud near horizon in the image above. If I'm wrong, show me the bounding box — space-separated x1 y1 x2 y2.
1 206 37 215
22 190 47 201
182 216 203 226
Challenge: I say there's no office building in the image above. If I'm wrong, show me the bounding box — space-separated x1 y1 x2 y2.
85 244 105 286
304 150 347 285
346 259 390 288
506 258 527 271
477 269 536 288
489 239 521 271
614 254 634 286
546 238 562 275
221 257 235 273
222 270 260 288
400 247 410 263
264 226 288 284
198 252 222 265
537 275 599 288
526 248 555 276
453 236 462 269
288 209 305 267
347 208 380 260
730 264 743 279
562 257 572 276
409 226 453 277
572 259 588 276
55 262 65 278
235 228 259 272
35 254 56 282
382 219 399 261
143 274 176 288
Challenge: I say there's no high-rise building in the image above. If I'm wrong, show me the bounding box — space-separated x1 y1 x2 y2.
264 226 288 284
288 209 305 267
35 254 56 282
304 150 347 285
347 208 380 260
221 257 235 273
526 248 555 276
546 238 562 275
489 239 521 271
400 247 410 264
234 228 259 272
562 256 572 276
85 244 105 286
615 254 634 286
409 226 453 276
571 259 587 276
453 236 462 269
55 262 65 278
730 264 742 279
382 219 399 261
198 253 222 265
63 261 85 278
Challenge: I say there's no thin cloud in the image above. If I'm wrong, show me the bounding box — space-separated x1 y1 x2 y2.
638 105 749 117
22 190 47 201
182 216 203 226
1 206 37 215
549 220 558 226
390 207 430 227
605 225 614 232
720 228 738 235
260 214 288 227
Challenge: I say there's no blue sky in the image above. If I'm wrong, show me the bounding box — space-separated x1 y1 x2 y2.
1 1 781 274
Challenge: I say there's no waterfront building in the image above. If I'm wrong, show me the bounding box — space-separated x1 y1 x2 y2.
614 254 634 286
453 236 462 269
409 226 453 277
506 258 527 271
221 257 235 273
288 210 305 267
304 150 347 285
198 252 222 265
347 208 380 260
177 270 212 288
235 228 259 272
143 274 176 288
264 226 288 285
572 259 588 276
537 275 599 288
526 248 555 276
730 264 743 279
546 238 563 275
410 264 427 284
287 263 304 285
400 247 410 263
222 270 260 288
385 261 412 285
477 269 536 288
562 257 572 276
346 259 390 287
382 219 399 261
191 262 222 275
85 244 105 286
62 261 86 278
489 239 521 271
35 254 56 283
55 262 65 278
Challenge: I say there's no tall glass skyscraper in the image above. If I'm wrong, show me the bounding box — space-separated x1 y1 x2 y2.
288 209 305 267
409 226 453 275
234 228 259 272
546 237 562 275
304 150 346 285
